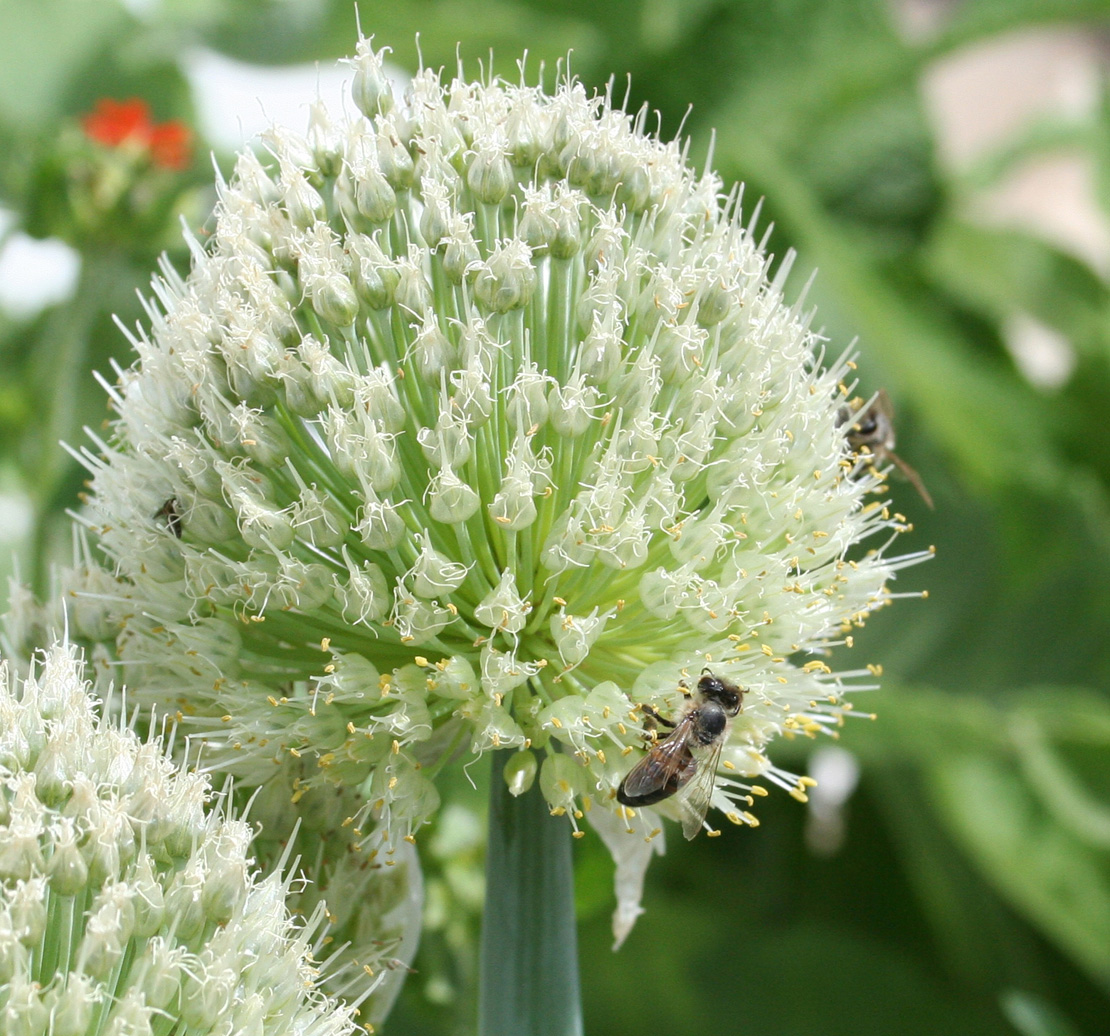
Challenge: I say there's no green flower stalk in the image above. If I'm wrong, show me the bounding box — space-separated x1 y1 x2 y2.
70 37 927 935
0 640 362 1036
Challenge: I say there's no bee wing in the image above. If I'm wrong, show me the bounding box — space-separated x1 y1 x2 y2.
619 713 696 801
676 735 726 841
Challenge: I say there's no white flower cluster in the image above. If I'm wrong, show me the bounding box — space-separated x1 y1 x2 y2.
0 641 361 1036
73 38 926 854
245 760 424 1026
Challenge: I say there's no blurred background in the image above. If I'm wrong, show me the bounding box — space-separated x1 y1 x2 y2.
3 0 1110 1033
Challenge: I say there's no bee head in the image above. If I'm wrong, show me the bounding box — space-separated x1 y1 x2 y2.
854 413 879 438
846 392 896 452
698 670 744 715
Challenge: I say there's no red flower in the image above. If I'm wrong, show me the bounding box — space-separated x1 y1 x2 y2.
148 120 192 171
81 97 192 170
82 98 152 148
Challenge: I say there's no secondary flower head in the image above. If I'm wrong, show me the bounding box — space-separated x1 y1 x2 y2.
0 641 361 1036
75 39 927 856
24 97 197 251
82 97 192 171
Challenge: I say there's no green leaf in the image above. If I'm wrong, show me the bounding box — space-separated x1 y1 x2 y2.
842 684 1110 991
928 752 1110 988
923 219 1110 368
933 0 1110 57
1011 716 1110 850
0 0 130 125
1001 989 1083 1036
870 769 1043 990
196 0 602 77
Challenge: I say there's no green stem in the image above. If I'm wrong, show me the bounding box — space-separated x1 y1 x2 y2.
478 752 584 1036
27 250 122 593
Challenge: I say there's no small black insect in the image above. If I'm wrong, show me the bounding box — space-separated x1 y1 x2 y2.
155 498 183 538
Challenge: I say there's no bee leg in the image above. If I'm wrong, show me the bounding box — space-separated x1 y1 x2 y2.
641 704 676 730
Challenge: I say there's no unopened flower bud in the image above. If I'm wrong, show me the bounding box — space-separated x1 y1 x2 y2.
476 241 536 312
503 750 538 796
475 570 531 634
349 232 400 309
442 220 481 283
376 122 415 190
349 38 395 118
467 145 514 204
427 466 481 523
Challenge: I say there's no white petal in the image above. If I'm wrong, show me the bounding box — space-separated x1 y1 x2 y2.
586 804 666 950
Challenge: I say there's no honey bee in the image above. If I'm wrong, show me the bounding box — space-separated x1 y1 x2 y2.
617 671 745 840
155 498 183 538
838 389 934 509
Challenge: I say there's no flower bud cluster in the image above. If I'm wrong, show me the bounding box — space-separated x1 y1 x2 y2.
245 759 424 1027
0 641 364 1036
77 39 926 852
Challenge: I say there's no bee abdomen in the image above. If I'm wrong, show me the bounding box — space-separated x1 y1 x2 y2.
617 780 679 807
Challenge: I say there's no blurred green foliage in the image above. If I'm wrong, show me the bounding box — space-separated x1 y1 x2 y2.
3 0 1110 1033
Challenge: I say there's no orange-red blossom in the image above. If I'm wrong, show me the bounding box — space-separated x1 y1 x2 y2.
81 97 191 170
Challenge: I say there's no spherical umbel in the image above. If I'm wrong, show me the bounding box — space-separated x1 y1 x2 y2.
75 38 927 858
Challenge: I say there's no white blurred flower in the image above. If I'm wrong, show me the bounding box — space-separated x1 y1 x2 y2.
804 744 862 856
